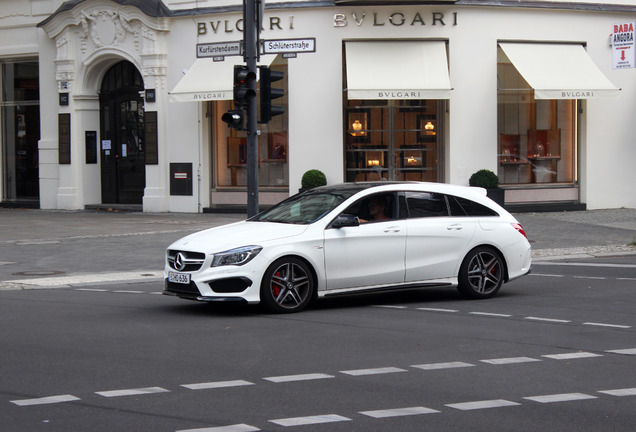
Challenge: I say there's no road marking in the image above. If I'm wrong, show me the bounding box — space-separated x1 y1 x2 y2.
340 367 407 376
530 273 564 278
113 290 145 294
605 348 636 355
598 388 636 397
524 393 597 403
182 380 255 390
543 352 602 360
11 394 80 406
96 387 169 397
412 362 475 370
446 399 520 410
480 357 541 365
177 424 260 432
525 316 571 323
360 406 439 418
617 277 636 281
264 373 334 383
583 322 631 329
269 414 350 426
417 307 459 313
574 276 606 280
76 288 108 292
469 312 513 317
533 262 636 269
374 305 408 309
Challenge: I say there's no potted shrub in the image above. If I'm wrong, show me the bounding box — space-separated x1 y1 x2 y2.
300 169 327 193
469 169 504 206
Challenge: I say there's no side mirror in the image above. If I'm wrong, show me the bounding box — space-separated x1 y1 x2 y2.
331 214 360 229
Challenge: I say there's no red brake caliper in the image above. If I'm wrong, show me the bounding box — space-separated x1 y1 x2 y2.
272 271 282 297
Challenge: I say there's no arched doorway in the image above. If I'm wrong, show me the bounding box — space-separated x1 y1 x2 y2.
99 60 145 204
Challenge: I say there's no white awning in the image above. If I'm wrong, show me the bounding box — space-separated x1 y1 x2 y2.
499 43 620 99
169 55 276 103
345 41 451 100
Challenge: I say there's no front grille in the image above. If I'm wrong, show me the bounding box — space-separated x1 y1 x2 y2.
167 250 206 272
164 279 201 299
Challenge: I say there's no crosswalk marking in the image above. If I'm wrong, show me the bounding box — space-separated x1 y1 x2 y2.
524 393 597 403
11 394 80 406
269 414 350 426
340 367 407 376
542 352 602 360
96 387 169 397
446 399 520 410
412 361 475 370
360 406 439 418
263 373 334 383
182 380 254 390
481 357 541 365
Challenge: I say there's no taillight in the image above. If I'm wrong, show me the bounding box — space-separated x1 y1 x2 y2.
511 223 527 239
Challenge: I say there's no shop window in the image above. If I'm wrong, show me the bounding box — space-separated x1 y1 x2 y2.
497 47 577 186
344 100 443 183
1 61 40 201
214 63 288 188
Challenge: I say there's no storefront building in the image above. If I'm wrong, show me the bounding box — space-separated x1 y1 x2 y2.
1 0 634 212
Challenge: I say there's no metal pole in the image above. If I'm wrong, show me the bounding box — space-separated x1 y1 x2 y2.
244 0 259 217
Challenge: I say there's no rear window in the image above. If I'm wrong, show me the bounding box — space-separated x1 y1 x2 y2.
449 196 499 217
405 192 449 218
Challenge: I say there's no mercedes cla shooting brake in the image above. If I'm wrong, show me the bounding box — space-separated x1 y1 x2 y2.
164 182 531 313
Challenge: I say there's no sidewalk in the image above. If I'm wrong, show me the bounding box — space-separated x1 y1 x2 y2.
0 208 636 265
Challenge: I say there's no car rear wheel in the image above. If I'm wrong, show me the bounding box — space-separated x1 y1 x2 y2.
260 257 315 313
457 247 504 299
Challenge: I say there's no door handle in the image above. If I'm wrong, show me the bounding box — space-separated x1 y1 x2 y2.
446 224 463 231
384 226 401 233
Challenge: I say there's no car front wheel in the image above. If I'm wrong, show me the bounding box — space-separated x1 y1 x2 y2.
260 257 315 313
457 247 504 299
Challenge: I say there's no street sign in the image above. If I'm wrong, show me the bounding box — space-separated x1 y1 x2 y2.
612 22 635 69
197 41 242 60
261 38 316 55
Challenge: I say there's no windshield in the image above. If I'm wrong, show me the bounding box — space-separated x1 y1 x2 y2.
250 190 356 224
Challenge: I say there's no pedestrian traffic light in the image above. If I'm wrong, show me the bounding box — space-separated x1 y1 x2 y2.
233 65 256 108
259 66 285 124
221 109 245 130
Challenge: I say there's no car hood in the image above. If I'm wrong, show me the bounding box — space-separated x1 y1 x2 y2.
168 220 309 253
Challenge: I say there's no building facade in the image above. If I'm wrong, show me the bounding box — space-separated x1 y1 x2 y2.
1 0 635 212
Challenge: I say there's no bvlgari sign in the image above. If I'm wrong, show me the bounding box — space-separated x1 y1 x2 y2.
334 11 458 27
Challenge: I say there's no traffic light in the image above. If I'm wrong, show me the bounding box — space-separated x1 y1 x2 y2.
222 65 256 130
259 66 285 124
233 65 256 108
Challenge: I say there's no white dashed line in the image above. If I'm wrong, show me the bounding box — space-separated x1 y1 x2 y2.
446 399 520 410
525 316 571 323
375 305 408 309
605 348 636 355
524 393 597 403
411 361 475 370
113 290 145 294
417 307 458 313
583 322 631 329
177 424 260 432
542 352 602 360
340 367 407 376
480 357 541 365
263 373 334 383
360 406 440 418
96 387 169 397
598 388 636 397
269 414 350 426
530 273 564 278
469 312 513 318
11 394 80 406
182 380 255 390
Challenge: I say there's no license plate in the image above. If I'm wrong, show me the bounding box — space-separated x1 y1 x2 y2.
168 271 191 284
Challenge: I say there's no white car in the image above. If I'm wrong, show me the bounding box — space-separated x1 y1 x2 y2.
163 182 531 313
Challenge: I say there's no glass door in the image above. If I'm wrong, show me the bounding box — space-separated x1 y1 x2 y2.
345 99 443 183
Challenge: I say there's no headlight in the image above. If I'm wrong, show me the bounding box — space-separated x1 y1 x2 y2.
211 246 262 267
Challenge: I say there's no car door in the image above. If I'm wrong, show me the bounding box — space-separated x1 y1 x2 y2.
323 192 406 290
403 191 476 282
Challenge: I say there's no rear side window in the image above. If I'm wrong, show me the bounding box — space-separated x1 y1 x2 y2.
405 192 449 218
449 196 499 217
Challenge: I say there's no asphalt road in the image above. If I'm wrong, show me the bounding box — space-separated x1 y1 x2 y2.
1 256 635 432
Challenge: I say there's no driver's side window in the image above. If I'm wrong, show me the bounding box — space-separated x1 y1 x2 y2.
344 193 396 223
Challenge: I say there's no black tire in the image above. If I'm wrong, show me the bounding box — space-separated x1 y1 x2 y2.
260 257 315 313
457 247 504 299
